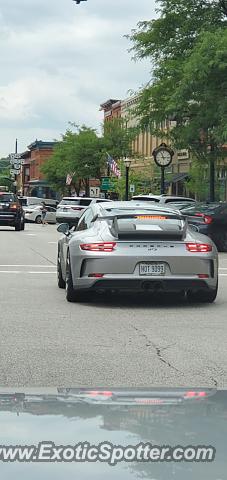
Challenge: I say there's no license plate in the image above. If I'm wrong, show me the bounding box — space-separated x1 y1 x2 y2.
139 263 166 276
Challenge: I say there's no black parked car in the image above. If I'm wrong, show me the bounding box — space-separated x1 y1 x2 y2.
181 202 227 251
0 191 25 231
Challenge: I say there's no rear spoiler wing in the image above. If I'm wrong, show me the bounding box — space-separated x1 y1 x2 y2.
94 213 188 240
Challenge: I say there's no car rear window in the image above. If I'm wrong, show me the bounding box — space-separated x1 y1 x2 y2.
165 198 194 203
0 193 17 203
182 203 222 214
132 197 160 202
60 199 91 206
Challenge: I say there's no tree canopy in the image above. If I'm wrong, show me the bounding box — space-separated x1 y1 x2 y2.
128 0 227 199
42 120 138 195
42 125 105 195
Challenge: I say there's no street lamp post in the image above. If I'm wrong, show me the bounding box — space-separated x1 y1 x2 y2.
124 157 131 201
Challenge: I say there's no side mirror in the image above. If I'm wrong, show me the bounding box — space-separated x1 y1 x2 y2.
57 223 70 235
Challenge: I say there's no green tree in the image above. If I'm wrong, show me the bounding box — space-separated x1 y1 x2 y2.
103 117 138 160
0 157 11 188
128 0 227 200
42 125 106 196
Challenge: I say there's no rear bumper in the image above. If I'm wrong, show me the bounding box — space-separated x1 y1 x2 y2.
0 214 17 226
74 277 216 293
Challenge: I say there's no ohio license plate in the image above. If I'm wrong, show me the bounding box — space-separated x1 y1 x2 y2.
139 263 166 276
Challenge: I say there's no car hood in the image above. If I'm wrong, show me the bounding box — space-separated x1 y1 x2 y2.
0 388 226 478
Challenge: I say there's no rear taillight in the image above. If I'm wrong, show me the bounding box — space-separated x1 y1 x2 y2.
71 207 82 211
186 243 212 252
88 273 104 278
184 391 207 399
80 242 116 252
195 213 213 224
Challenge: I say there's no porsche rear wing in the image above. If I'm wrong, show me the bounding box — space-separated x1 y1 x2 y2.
96 213 188 240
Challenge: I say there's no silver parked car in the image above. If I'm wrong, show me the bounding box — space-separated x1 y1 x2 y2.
56 196 112 226
57 201 218 303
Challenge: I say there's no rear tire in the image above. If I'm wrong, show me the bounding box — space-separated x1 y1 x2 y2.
57 254 66 289
65 255 88 303
35 215 42 224
188 282 218 304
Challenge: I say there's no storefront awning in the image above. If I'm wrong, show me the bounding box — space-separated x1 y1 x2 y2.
170 173 190 184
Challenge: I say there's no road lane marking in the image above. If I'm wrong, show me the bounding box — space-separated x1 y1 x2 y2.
0 265 56 267
0 271 56 274
48 242 57 244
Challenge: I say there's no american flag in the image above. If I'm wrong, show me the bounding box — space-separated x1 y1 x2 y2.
107 153 121 178
66 174 72 186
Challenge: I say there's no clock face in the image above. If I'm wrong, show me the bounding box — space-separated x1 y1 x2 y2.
155 149 172 167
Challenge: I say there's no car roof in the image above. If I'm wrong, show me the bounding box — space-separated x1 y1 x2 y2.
132 195 195 201
132 195 160 199
61 197 94 200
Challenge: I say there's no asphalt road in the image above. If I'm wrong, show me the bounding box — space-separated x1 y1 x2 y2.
0 223 227 388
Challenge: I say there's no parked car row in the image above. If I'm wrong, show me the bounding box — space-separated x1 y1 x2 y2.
2 191 227 254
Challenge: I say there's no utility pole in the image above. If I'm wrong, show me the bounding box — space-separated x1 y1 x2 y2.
209 143 215 202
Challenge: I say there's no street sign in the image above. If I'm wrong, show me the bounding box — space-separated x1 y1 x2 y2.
10 153 22 169
101 177 113 191
130 184 135 193
177 149 189 160
89 186 100 198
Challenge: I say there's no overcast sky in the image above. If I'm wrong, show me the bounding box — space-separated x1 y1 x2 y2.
0 0 156 157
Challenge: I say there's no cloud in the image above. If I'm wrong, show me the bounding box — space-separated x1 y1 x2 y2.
0 0 155 156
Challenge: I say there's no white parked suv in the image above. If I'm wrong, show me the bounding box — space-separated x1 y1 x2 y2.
56 197 112 226
132 194 196 205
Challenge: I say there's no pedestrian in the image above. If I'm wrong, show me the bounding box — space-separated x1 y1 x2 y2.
41 202 48 226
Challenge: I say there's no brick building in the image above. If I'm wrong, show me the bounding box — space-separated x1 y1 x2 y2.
100 95 183 194
20 140 57 198
100 99 121 122
101 95 227 199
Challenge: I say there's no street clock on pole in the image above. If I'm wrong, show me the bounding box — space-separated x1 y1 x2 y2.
152 143 174 194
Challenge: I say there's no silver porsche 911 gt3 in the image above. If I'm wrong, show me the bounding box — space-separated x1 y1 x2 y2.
57 202 218 303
